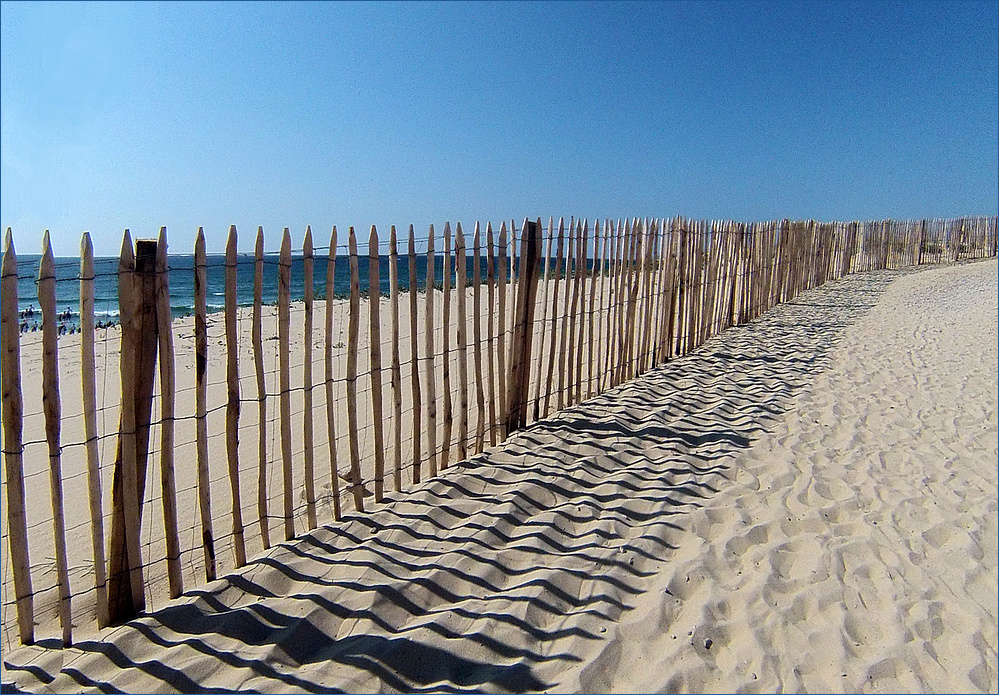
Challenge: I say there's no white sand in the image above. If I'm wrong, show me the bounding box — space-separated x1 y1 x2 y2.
567 259 998 693
2 258 996 693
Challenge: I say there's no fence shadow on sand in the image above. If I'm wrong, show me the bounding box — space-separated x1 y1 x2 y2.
2 267 910 693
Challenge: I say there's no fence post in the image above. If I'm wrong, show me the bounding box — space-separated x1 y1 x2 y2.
916 219 927 266
254 227 272 540
39 231 72 645
81 233 112 621
368 225 386 500
302 227 317 527
154 227 182 599
108 235 158 624
225 225 247 560
506 218 542 434
2 230 34 644
194 229 217 579
346 228 365 511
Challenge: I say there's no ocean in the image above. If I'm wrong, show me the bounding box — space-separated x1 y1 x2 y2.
10 253 518 329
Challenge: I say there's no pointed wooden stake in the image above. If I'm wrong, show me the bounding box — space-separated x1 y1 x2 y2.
440 222 453 470
345 228 365 511
253 227 271 543
2 229 33 644
454 223 469 460
39 231 72 645
80 232 111 621
506 218 542 433
324 227 342 518
194 228 216 579
424 225 439 477
278 228 294 538
108 229 150 621
225 225 246 563
369 225 385 501
472 223 486 454
407 225 423 484
388 226 403 492
153 227 182 598
303 226 317 528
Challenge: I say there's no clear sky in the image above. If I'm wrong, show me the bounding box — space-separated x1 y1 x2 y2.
1 0 997 256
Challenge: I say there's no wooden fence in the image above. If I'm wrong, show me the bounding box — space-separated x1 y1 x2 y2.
1 214 996 646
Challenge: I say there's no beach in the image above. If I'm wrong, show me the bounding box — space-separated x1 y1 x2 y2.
1 268 626 643
2 257 996 693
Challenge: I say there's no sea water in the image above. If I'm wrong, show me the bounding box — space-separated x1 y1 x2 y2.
10 253 510 329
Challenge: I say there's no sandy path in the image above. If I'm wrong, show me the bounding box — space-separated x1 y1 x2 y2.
569 258 998 693
2 259 996 693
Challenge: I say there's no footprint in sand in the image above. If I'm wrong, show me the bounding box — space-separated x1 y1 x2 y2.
843 612 883 649
921 523 953 549
725 524 769 558
813 478 853 502
768 538 823 583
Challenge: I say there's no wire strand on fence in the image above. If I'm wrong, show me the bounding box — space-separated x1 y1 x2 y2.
1 215 996 646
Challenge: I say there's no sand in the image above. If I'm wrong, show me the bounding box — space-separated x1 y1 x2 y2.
1 282 531 640
2 258 996 693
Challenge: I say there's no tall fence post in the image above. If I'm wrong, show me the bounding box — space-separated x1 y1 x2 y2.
39 231 73 645
194 229 216 579
2 229 34 644
506 218 542 434
154 227 182 599
108 235 158 624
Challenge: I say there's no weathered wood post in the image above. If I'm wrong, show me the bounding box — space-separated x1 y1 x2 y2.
454 223 470 460
506 218 542 434
225 225 247 561
194 229 216 578
302 227 317 528
369 225 386 500
81 233 112 620
39 231 73 645
407 226 424 483
916 219 927 266
108 234 158 624
388 226 403 491
254 227 272 541
424 226 439 477
278 229 295 537
324 227 342 518
2 229 33 644
346 228 365 511
153 227 182 599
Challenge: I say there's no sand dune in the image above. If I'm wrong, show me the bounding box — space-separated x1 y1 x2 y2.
3 259 996 693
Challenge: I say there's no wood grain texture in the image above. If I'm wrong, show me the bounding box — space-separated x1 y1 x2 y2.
195 229 216 578
225 225 247 563
39 232 72 645
303 227 317 527
80 233 111 620
154 228 181 598
346 228 365 511
278 228 294 538
408 226 423 483
325 227 342 517
369 226 386 500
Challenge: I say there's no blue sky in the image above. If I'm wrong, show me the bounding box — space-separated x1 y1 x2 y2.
1 0 997 256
